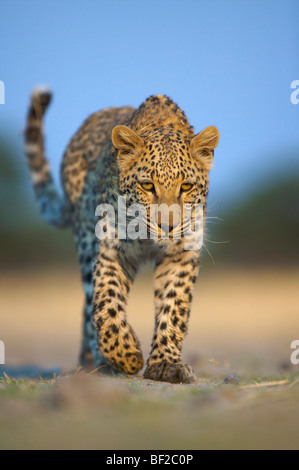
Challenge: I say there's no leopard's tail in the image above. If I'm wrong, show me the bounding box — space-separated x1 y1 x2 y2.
24 86 71 228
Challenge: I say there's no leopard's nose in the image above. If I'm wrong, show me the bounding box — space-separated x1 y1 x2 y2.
158 222 173 233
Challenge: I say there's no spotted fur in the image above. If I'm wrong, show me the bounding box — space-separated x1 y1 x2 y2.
24 88 219 383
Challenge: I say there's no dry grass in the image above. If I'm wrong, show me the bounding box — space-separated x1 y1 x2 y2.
0 370 298 450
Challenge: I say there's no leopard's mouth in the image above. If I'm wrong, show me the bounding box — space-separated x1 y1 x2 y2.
146 229 183 245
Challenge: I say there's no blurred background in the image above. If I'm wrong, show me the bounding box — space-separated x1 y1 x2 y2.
0 0 298 376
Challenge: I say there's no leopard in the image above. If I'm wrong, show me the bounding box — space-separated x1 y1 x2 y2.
24 87 219 384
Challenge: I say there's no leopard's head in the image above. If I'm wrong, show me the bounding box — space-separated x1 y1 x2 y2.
112 124 219 245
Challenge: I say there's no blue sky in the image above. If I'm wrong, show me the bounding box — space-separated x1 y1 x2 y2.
0 0 298 208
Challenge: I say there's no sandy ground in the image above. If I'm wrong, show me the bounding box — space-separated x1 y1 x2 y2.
0 265 298 376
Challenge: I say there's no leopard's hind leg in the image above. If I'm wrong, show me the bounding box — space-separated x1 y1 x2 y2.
76 229 118 375
80 267 123 376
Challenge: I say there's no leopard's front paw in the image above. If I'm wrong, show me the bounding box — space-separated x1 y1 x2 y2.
144 361 196 384
99 323 144 375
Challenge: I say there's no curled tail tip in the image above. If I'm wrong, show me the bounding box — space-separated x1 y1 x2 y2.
32 84 52 97
31 85 52 109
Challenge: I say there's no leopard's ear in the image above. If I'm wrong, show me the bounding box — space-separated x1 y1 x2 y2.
112 125 144 171
190 126 219 170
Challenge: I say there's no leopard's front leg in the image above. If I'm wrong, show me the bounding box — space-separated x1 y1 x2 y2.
144 247 200 384
93 240 143 375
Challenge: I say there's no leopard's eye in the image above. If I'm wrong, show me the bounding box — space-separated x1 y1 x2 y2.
141 182 155 192
181 183 193 192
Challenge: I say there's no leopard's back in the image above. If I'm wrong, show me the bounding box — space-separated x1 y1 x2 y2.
61 106 134 205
